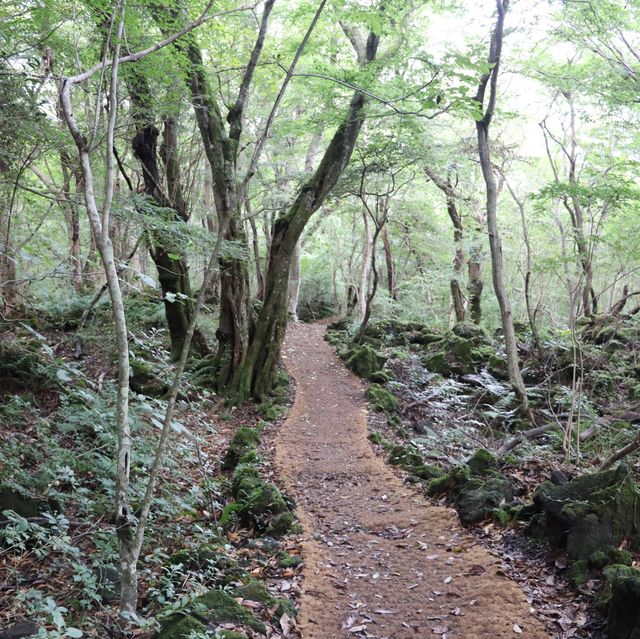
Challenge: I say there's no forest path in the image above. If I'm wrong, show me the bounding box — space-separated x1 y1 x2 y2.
275 322 550 639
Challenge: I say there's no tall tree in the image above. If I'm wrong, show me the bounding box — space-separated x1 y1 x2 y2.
474 0 528 412
230 25 381 400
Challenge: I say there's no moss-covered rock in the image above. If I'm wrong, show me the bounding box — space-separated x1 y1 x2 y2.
365 384 398 412
194 589 266 633
0 486 55 518
427 465 471 496
386 445 440 481
451 321 489 343
231 464 262 500
566 559 589 587
456 477 512 526
129 359 168 398
487 354 508 378
232 581 296 622
265 512 294 537
157 613 205 639
344 345 387 380
415 330 444 346
233 580 275 606
222 427 261 470
604 564 640 639
466 448 498 476
532 464 640 561
427 460 512 526
421 323 495 377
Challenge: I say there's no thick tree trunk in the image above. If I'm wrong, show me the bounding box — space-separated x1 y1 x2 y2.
230 32 380 399
127 68 207 360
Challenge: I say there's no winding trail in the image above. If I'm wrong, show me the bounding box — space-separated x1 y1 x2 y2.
275 322 550 639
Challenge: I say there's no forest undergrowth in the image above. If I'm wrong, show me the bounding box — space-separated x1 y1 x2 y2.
0 295 303 639
326 313 640 639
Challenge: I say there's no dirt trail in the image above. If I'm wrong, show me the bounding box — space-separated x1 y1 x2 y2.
275 322 551 639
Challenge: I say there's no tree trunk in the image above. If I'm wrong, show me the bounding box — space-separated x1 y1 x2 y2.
381 221 397 301
288 238 301 321
230 31 380 400
357 208 373 322
467 252 483 324
126 66 207 360
0 205 18 317
424 166 467 323
474 0 529 413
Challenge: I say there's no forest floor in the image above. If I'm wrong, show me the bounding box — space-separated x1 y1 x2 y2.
276 322 550 639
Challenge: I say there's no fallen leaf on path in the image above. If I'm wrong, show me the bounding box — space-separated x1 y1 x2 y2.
513 624 523 634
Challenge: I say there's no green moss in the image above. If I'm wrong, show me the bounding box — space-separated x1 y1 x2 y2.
427 465 471 496
599 564 639 611
388 445 422 467
466 448 498 476
567 559 590 587
422 352 451 376
279 553 303 568
589 549 610 569
365 384 398 412
244 483 288 517
217 632 247 639
488 354 508 378
609 548 633 566
257 400 287 421
606 564 640 638
158 614 205 639
470 345 494 364
222 427 261 470
368 431 385 445
168 549 192 566
416 330 444 345
492 508 509 527
233 580 275 606
533 464 640 560
275 599 297 620
231 464 262 500
451 321 489 342
266 511 294 537
456 477 512 526
344 345 387 380
195 589 266 633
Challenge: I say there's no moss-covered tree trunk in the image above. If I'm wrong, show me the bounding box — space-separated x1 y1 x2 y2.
230 32 381 400
127 68 208 360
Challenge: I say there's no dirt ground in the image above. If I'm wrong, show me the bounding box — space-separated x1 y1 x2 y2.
275 322 552 639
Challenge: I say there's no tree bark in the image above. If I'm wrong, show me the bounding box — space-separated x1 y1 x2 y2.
126 63 208 360
424 166 467 323
288 239 301 320
230 31 381 400
357 207 373 322
171 0 275 387
381 221 396 301
474 0 529 413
